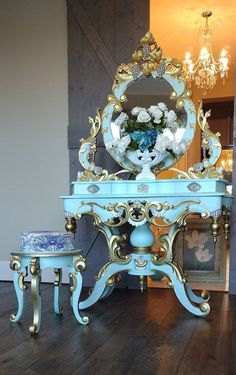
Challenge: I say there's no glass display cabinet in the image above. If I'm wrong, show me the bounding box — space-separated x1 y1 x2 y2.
61 32 232 317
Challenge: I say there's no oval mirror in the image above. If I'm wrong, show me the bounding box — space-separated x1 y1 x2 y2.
102 32 197 179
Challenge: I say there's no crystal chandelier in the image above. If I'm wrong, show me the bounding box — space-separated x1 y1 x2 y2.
183 11 229 91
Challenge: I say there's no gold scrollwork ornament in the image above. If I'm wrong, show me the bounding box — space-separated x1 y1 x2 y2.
10 255 21 272
106 274 122 287
29 257 40 277
78 108 124 182
10 255 27 291
170 101 223 180
74 255 86 272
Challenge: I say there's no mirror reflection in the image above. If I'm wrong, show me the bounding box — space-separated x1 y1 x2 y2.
110 77 187 165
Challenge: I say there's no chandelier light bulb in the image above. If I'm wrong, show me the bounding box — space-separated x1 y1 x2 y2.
220 49 227 58
183 11 229 92
185 52 191 60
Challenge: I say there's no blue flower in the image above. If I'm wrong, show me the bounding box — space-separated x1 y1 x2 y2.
138 134 152 151
146 129 158 143
130 130 159 152
130 131 144 142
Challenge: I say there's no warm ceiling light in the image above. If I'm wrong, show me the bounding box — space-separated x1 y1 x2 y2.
183 11 229 92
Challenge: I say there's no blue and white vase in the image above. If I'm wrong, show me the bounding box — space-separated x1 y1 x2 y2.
126 149 166 180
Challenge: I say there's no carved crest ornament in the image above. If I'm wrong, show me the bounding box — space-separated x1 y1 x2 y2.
77 31 223 183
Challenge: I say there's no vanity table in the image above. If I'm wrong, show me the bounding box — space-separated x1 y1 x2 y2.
61 32 232 318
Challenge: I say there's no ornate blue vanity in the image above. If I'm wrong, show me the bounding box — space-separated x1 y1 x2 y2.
61 32 232 317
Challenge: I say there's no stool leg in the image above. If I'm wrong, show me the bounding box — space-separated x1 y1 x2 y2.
54 268 63 315
69 255 89 325
29 257 41 334
10 256 27 323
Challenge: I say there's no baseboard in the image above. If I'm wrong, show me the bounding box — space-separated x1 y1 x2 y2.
0 261 69 284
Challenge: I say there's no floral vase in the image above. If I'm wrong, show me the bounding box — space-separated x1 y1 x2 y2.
126 149 166 180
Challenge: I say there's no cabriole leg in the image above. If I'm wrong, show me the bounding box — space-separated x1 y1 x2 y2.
54 268 63 315
69 255 89 325
79 263 130 310
99 285 116 300
151 262 210 317
29 257 41 334
10 256 27 323
185 284 210 304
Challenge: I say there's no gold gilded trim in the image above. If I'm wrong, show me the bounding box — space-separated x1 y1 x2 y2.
106 274 122 287
106 200 206 227
65 217 77 233
69 272 77 292
10 255 21 271
78 108 121 182
54 268 62 287
78 200 209 229
10 255 27 291
29 257 41 334
73 255 86 272
95 261 113 281
98 224 131 264
199 301 211 314
132 247 151 254
201 289 210 301
11 251 83 257
223 206 231 240
112 31 182 94
19 272 27 291
210 216 220 243
29 257 40 277
169 101 223 180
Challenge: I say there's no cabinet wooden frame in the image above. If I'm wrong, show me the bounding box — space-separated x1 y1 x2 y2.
175 217 226 283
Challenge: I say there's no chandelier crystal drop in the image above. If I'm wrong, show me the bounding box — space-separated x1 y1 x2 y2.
183 11 229 92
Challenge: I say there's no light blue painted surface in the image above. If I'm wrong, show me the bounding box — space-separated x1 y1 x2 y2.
102 70 197 175
10 268 26 322
130 223 155 247
10 252 89 332
61 178 232 318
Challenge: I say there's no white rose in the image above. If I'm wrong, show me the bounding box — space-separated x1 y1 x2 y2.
154 134 172 152
94 166 103 175
131 106 144 116
158 102 167 111
167 110 177 125
162 128 174 141
148 106 163 124
154 140 166 153
172 140 187 155
137 109 151 123
153 118 162 124
148 105 159 116
167 121 178 131
117 135 131 154
148 106 162 118
106 141 114 150
114 112 129 127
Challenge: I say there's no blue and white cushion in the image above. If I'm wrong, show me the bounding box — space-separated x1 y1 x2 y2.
20 231 75 253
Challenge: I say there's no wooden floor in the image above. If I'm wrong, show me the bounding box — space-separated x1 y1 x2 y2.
0 281 236 375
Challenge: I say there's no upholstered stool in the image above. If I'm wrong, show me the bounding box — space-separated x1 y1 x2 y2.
10 231 89 334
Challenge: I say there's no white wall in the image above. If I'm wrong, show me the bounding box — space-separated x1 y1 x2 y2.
0 0 69 276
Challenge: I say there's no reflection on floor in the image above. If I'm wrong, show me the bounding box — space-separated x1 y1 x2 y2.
0 281 235 374
148 251 230 292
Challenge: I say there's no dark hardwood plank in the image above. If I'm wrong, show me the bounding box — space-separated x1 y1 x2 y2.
0 282 236 375
0 282 233 375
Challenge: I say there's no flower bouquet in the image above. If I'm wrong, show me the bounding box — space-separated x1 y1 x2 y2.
107 102 187 180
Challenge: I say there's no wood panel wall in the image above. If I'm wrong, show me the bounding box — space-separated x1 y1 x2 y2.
229 76 236 293
67 0 150 287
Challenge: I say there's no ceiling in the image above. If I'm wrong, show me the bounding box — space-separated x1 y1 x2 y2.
150 0 236 98
150 0 236 61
